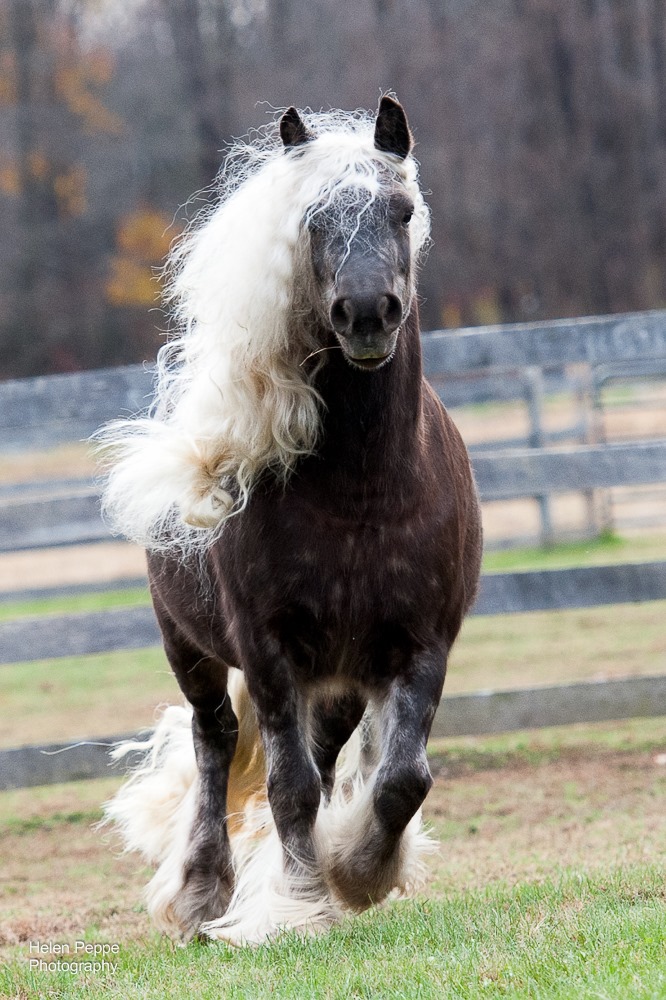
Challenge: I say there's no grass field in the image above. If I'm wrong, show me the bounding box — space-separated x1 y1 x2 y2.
1 721 665 998
2 873 665 999
1 533 665 997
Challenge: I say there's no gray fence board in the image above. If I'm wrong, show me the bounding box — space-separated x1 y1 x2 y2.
0 494 107 551
0 606 160 664
473 440 666 500
430 674 666 738
3 440 666 551
422 310 666 375
3 673 665 789
0 733 138 790
473 562 666 614
0 365 152 450
2 563 665 664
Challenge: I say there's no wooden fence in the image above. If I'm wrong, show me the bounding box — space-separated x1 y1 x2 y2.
1 309 666 789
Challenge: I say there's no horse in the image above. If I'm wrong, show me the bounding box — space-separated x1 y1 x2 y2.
99 96 482 946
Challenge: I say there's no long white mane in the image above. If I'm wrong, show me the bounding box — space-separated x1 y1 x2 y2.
97 107 431 556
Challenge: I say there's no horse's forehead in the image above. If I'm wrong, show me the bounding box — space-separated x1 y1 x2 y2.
307 172 408 220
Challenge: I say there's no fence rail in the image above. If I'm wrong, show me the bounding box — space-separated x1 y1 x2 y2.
422 310 666 373
2 672 665 791
3 440 666 552
1 310 665 448
2 562 666 666
0 364 150 450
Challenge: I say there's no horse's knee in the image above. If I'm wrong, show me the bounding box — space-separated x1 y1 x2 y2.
373 758 432 835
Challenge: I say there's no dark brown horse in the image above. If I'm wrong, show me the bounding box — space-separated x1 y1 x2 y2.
103 97 482 945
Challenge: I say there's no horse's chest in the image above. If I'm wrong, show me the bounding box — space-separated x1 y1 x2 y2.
228 510 444 685
273 517 428 614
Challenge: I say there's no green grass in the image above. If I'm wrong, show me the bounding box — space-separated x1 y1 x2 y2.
2 529 665 996
2 808 101 836
1 868 664 999
0 586 150 622
482 531 666 573
0 647 176 747
2 724 664 998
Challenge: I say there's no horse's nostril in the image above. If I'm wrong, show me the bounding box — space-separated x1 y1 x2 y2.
378 294 403 332
330 298 353 333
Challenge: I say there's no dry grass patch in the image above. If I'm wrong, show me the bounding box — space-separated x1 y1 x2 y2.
447 600 666 693
428 745 666 891
0 778 148 952
0 649 179 748
0 542 146 595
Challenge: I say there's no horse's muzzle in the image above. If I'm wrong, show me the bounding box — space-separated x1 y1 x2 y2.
330 292 402 339
330 292 401 370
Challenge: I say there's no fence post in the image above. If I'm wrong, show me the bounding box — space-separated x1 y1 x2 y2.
590 366 615 535
575 364 602 540
525 366 554 546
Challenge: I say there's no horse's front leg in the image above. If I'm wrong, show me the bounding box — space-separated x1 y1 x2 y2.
149 619 238 939
205 648 342 944
325 647 446 910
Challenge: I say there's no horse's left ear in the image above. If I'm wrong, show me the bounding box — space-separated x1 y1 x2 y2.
280 107 313 149
374 96 413 160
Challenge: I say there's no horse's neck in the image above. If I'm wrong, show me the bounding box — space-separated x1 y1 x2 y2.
306 309 424 505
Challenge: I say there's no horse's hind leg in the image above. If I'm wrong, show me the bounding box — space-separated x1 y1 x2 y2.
310 692 366 799
150 622 238 939
324 648 445 910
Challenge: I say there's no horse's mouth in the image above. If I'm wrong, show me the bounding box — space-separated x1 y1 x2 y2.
335 329 399 371
348 353 392 371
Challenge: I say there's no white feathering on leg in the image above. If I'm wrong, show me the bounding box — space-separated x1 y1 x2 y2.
103 685 436 945
102 705 199 935
203 812 343 946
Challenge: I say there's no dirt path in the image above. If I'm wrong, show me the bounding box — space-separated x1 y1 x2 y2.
0 542 147 593
1 742 664 955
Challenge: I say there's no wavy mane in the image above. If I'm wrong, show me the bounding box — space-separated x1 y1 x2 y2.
96 107 431 556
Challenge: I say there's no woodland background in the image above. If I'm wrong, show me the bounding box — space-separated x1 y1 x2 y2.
2 0 666 379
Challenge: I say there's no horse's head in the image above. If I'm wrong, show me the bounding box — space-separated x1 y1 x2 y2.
281 98 423 371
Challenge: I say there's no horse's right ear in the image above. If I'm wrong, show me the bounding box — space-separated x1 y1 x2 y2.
280 107 313 150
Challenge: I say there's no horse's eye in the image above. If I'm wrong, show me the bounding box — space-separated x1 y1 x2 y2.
402 210 413 226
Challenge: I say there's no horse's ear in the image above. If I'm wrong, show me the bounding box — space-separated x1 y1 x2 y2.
280 107 313 150
374 96 412 160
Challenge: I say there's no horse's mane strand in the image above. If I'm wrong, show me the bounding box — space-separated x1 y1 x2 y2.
96 107 431 558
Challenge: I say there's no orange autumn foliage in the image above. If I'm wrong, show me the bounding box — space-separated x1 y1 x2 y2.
106 208 177 308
